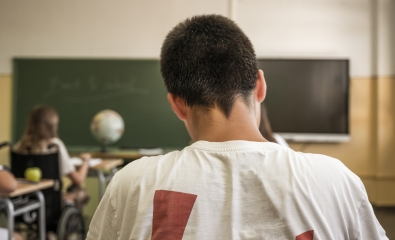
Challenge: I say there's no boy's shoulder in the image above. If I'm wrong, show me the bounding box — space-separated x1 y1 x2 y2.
114 150 180 177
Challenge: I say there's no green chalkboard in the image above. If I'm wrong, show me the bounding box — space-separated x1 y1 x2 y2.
13 58 190 149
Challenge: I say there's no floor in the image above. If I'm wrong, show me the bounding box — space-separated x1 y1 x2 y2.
374 207 395 239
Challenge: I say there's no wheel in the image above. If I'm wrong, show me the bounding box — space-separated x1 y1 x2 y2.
57 207 85 240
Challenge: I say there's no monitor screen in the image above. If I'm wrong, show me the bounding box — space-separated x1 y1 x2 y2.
257 59 349 142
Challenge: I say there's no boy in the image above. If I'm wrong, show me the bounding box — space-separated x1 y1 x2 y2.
87 15 387 239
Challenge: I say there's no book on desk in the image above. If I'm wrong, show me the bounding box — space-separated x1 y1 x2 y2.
70 157 102 167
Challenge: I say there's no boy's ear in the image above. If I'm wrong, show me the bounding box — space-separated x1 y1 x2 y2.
167 93 187 121
255 69 266 103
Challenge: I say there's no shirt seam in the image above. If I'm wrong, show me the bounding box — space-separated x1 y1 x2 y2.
186 145 283 152
108 183 120 239
353 195 365 240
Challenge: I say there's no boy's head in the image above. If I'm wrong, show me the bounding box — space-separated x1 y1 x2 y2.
160 15 259 117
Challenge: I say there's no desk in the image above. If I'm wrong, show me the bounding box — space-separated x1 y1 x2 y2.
68 147 171 160
0 179 54 240
70 150 144 160
88 159 124 199
91 151 144 160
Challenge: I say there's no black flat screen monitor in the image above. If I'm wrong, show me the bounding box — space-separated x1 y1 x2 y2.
257 59 349 142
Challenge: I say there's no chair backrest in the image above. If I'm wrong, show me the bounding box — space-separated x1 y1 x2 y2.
10 151 63 231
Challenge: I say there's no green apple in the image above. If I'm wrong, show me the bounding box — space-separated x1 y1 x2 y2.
25 167 42 182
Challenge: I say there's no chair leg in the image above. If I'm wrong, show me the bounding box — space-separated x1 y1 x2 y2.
3 198 15 240
34 191 46 240
96 170 106 200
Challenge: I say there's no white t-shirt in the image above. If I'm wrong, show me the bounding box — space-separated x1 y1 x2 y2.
87 140 387 240
51 138 76 176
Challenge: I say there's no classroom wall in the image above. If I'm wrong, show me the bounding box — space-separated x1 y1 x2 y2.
377 0 395 76
0 0 394 207
0 76 12 165
0 0 228 73
237 0 373 76
0 0 391 76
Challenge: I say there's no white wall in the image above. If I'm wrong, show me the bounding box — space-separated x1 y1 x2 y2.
236 0 374 77
1 0 394 76
377 0 395 76
0 0 228 73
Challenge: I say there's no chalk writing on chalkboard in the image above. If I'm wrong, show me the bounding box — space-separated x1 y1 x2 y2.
42 75 150 102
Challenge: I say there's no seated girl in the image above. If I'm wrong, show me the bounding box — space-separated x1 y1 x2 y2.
14 105 91 205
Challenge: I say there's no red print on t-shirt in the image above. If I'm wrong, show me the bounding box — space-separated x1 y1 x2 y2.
151 190 313 240
151 190 197 240
296 230 314 240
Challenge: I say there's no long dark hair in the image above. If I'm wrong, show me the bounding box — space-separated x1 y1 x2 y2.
17 105 58 153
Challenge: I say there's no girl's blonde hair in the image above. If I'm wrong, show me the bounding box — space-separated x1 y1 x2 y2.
16 105 58 154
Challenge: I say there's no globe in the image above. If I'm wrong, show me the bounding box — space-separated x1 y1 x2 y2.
90 110 125 151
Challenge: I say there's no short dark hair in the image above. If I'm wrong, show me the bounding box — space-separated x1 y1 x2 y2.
160 14 258 117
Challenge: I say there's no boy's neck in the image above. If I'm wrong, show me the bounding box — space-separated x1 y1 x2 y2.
191 100 267 143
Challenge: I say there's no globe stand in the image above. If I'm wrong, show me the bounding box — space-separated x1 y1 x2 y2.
100 144 108 153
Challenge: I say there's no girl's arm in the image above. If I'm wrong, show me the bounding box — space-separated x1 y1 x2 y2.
0 167 18 194
53 138 91 186
68 153 91 186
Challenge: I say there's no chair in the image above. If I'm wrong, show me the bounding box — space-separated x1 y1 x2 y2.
10 150 85 240
0 142 46 240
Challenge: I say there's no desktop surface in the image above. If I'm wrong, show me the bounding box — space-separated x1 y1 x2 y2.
67 145 179 160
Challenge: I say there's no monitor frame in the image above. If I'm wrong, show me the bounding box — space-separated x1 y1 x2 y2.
258 58 350 143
